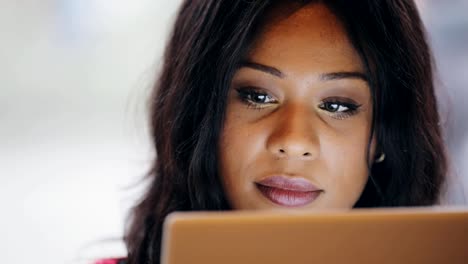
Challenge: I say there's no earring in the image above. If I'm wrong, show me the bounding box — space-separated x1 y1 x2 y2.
375 152 385 163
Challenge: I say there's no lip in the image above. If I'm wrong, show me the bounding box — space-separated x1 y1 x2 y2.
255 176 322 207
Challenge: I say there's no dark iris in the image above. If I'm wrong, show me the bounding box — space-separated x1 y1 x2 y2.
238 89 270 104
251 92 268 103
323 102 340 112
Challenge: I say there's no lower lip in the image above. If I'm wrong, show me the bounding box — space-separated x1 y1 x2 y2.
256 184 321 207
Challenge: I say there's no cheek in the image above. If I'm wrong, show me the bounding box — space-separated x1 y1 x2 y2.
219 105 269 174
219 132 243 179
320 128 370 205
218 113 259 204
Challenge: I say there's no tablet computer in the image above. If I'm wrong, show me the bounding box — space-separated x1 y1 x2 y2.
161 207 468 264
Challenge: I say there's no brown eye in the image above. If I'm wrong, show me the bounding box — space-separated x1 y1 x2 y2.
321 102 350 113
250 92 269 103
318 99 361 120
236 87 277 106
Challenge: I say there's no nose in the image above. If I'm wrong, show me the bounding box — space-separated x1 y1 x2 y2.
266 103 320 160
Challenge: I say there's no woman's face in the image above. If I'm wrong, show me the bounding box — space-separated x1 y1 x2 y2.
219 3 375 210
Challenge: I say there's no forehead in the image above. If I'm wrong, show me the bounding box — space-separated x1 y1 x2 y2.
247 3 363 76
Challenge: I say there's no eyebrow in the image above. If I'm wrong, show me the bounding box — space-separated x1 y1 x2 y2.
319 71 368 82
239 61 368 82
240 61 285 78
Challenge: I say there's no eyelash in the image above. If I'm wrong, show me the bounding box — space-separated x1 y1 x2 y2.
235 87 277 109
318 99 361 120
235 87 362 120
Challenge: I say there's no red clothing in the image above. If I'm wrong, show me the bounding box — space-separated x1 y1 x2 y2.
94 258 126 264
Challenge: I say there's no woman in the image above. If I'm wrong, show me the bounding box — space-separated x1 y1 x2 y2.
119 0 447 263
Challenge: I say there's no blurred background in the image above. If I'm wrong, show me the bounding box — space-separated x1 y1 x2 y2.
0 1 467 263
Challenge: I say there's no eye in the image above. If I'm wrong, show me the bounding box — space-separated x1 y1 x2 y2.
318 98 361 119
235 87 277 108
320 102 350 113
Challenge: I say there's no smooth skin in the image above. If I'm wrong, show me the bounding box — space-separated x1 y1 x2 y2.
219 2 377 210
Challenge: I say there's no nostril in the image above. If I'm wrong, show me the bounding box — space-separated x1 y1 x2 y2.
303 152 311 156
279 149 286 153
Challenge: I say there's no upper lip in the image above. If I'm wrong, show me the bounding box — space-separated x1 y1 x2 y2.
255 175 321 192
